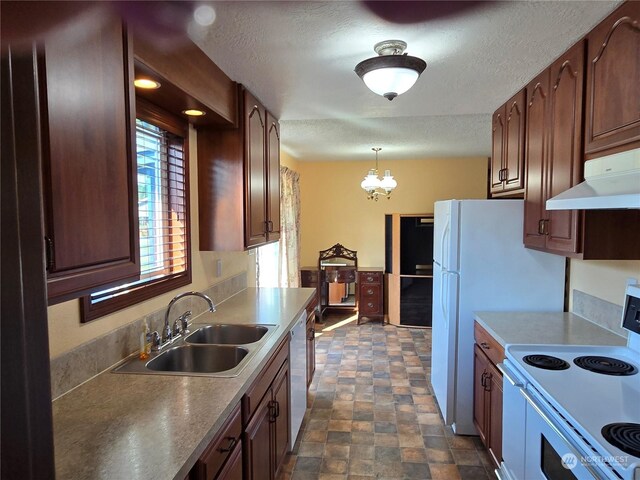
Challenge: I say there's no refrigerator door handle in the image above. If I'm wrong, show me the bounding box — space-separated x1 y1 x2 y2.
441 270 448 319
440 216 450 271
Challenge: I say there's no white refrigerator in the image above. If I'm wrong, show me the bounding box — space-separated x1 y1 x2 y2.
431 199 565 435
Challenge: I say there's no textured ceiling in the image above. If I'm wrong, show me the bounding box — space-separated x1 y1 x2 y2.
189 1 620 162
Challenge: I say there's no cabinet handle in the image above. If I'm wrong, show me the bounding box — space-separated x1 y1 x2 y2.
480 371 487 388
480 342 490 350
537 219 544 235
268 400 277 422
44 236 54 271
543 219 550 236
274 401 280 418
267 220 274 232
367 302 374 308
218 437 237 453
484 372 492 391
367 276 374 282
498 169 503 182
367 288 374 295
307 328 315 341
503 167 509 181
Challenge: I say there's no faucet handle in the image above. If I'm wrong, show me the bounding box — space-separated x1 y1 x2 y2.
179 310 192 334
162 323 173 344
150 331 161 351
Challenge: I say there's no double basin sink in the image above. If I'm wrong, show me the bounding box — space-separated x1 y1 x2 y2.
114 324 277 377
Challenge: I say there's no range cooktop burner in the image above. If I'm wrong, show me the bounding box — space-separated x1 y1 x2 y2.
602 423 640 458
573 356 638 376
523 354 570 371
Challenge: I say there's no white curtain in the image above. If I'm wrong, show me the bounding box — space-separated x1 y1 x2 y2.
278 166 301 287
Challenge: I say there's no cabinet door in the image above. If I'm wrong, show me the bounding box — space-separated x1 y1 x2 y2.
487 362 503 467
490 105 506 194
523 70 550 249
42 17 139 303
243 393 273 480
546 41 584 254
503 89 526 192
272 362 290 478
585 2 640 156
266 113 281 242
473 344 489 445
244 90 267 248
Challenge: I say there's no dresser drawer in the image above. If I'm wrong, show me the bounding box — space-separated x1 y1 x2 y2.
474 322 505 366
336 269 356 283
359 271 382 284
359 284 381 299
359 298 382 315
300 270 318 286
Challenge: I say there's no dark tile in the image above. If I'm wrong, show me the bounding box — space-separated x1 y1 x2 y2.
352 410 374 421
403 462 432 479
375 446 402 462
374 421 398 434
458 465 490 480
294 457 322 473
327 431 352 444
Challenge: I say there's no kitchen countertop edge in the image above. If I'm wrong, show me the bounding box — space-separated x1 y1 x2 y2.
473 311 627 349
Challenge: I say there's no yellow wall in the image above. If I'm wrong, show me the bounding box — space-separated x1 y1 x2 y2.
47 126 251 358
569 259 640 308
297 157 488 267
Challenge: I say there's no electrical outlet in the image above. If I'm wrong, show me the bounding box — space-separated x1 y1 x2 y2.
216 259 222 277
627 277 638 287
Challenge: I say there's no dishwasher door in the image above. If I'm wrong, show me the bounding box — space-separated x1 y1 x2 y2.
289 310 307 448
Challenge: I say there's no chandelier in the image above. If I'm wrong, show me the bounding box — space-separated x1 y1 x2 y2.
360 147 397 200
354 40 427 101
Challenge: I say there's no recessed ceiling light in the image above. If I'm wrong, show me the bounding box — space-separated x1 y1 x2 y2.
134 78 161 89
182 109 206 117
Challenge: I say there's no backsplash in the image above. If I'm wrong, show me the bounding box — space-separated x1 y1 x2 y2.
50 272 247 400
572 289 627 339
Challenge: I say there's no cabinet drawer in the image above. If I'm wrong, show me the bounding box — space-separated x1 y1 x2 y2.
306 295 318 315
195 404 242 480
359 271 381 284
474 322 505 366
242 336 289 423
300 270 318 286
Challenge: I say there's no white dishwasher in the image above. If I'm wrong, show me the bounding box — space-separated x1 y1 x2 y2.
289 310 307 448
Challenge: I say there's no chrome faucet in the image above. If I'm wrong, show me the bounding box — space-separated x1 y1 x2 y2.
161 291 216 344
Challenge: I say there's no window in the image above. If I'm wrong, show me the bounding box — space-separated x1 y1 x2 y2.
81 101 191 322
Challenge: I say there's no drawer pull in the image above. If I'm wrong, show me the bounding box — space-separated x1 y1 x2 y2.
480 342 490 350
219 437 237 453
367 288 374 295
307 328 315 341
367 302 374 308
366 276 374 282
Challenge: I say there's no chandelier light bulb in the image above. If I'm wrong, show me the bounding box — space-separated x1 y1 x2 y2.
360 148 397 200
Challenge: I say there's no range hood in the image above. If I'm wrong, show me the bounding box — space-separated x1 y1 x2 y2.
546 149 640 210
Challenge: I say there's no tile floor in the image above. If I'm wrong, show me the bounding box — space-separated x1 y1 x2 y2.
277 313 495 480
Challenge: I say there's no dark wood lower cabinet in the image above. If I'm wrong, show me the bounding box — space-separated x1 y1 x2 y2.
473 322 505 469
216 440 243 480
242 336 291 480
306 308 316 389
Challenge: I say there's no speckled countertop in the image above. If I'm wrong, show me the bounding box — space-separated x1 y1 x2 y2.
474 311 626 348
52 287 315 480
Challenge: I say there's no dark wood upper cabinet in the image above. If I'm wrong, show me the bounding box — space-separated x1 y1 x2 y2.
41 15 140 304
585 1 640 157
522 38 640 260
198 86 281 251
266 113 281 242
523 69 551 250
490 89 526 197
244 92 268 248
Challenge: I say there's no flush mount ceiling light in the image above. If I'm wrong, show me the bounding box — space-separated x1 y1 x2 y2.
182 109 206 117
355 40 427 101
361 147 397 201
134 78 161 89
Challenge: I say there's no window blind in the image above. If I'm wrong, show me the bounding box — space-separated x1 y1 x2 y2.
90 119 188 304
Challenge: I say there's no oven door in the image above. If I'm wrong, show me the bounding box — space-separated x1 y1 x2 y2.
521 387 611 480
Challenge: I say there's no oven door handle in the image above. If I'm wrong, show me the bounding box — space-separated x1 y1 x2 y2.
520 388 603 479
497 363 523 387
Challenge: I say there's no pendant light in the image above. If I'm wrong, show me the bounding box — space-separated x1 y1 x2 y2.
361 147 397 200
355 40 427 101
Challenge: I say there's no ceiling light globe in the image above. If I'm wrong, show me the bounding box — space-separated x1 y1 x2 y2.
362 67 419 98
380 171 397 190
361 170 381 190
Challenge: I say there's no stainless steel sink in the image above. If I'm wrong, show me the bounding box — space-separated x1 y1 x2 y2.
112 323 278 377
147 345 248 374
184 324 271 345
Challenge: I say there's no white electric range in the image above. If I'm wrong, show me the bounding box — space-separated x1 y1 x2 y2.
498 284 640 480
